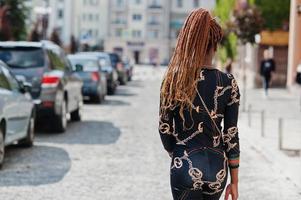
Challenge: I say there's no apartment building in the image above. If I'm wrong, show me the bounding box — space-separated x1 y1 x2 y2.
73 0 108 48
106 0 171 64
105 0 216 64
29 0 108 48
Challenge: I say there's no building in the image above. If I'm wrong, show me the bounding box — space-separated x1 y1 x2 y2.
29 0 108 49
105 0 216 64
73 0 109 49
287 0 301 86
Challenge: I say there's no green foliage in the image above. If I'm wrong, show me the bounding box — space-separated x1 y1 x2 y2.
214 0 237 63
233 6 264 44
218 33 238 63
254 0 290 30
0 0 28 40
214 0 236 28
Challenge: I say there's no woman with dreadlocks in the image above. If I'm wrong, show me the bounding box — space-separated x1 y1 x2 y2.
158 8 240 200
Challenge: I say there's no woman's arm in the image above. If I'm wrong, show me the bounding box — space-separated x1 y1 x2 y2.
224 76 240 200
158 99 176 156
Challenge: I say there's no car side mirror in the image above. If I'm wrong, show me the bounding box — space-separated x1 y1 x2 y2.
19 81 32 94
75 64 83 72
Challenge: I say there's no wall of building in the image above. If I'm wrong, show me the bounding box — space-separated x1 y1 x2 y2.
287 0 301 86
106 0 216 64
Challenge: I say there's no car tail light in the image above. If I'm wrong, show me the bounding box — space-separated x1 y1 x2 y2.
91 72 100 82
42 76 60 87
117 62 123 71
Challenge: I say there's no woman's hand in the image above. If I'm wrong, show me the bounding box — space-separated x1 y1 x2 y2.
224 183 238 200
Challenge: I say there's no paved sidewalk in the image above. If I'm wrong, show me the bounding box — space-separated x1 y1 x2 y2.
236 76 301 191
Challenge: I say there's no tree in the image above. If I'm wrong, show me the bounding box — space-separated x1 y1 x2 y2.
214 0 238 63
50 29 62 46
232 5 264 44
28 24 41 42
254 0 290 31
0 0 28 41
70 35 77 54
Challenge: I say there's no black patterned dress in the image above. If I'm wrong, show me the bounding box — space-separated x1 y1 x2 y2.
159 68 240 200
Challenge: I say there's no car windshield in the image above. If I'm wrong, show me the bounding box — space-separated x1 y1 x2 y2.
0 47 45 68
109 54 120 65
69 58 99 72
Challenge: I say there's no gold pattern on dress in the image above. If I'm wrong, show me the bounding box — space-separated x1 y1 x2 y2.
174 157 183 169
213 135 220 147
228 79 240 106
198 122 204 132
171 149 228 194
223 127 238 152
159 122 171 135
196 106 200 113
200 70 205 81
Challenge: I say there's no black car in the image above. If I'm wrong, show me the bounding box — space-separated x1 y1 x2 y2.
68 54 107 103
0 41 83 133
77 52 118 94
109 53 128 85
123 57 134 81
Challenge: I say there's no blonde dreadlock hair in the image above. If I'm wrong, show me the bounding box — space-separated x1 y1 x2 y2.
161 8 223 120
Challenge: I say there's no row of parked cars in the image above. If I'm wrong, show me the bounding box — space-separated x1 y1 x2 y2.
0 40 133 168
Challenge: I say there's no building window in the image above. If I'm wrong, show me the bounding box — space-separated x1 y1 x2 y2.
58 9 63 18
132 14 142 21
148 30 159 39
176 0 183 8
115 28 123 37
89 14 93 21
132 30 142 38
82 14 86 21
193 0 199 8
116 0 123 7
134 0 141 4
95 14 99 21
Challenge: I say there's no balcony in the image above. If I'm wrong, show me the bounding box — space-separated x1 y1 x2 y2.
147 21 160 26
148 4 162 9
111 20 127 27
170 21 184 29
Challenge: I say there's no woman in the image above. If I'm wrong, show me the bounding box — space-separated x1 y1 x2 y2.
159 8 240 200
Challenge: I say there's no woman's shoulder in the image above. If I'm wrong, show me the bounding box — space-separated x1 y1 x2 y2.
213 69 237 85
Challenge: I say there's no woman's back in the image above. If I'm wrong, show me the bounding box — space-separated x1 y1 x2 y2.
159 68 240 199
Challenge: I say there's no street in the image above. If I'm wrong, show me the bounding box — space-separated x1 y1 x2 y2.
0 66 300 200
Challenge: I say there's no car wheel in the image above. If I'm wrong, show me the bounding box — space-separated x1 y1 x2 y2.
0 127 5 169
70 101 82 122
108 85 116 95
93 92 103 104
54 99 67 133
18 112 35 147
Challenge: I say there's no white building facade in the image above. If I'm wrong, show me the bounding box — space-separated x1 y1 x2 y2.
29 0 108 48
105 0 216 64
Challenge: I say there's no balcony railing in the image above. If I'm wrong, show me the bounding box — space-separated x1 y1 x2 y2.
112 20 127 25
147 21 160 26
148 4 163 9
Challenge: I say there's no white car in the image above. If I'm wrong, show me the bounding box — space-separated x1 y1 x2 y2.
0 61 35 168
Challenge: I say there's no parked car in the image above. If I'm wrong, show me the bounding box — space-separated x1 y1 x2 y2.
68 54 107 103
0 61 35 168
77 52 118 95
123 57 134 81
0 41 83 133
109 53 128 85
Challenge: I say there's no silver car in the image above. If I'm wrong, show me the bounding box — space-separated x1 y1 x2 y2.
0 61 35 168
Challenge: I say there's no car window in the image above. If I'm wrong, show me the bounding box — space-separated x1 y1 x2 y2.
47 50 66 71
0 67 11 90
0 66 19 91
69 58 99 72
0 47 45 68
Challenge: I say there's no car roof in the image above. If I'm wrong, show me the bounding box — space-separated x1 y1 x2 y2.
67 54 99 61
0 40 61 50
77 52 110 57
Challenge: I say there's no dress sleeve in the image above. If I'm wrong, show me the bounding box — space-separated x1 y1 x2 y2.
158 101 176 156
223 76 240 169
